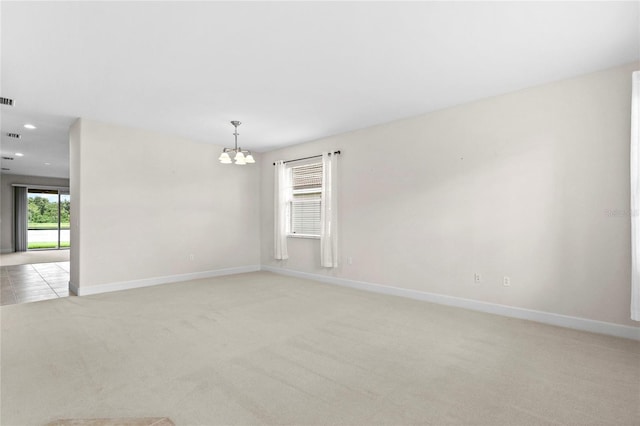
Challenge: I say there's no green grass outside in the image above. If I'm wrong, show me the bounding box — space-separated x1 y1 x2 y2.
28 241 70 249
28 222 70 229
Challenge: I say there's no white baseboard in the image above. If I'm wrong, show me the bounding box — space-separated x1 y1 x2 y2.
261 265 640 341
74 265 261 296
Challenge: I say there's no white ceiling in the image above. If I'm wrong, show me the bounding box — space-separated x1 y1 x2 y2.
1 1 638 179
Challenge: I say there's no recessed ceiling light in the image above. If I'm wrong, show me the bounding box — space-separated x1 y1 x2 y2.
44 162 51 166
23 124 36 129
15 152 24 157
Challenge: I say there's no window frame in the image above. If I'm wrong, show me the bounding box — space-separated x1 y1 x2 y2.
287 161 322 239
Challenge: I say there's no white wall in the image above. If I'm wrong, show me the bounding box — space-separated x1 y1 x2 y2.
260 62 640 328
70 119 260 291
69 120 81 287
0 173 70 253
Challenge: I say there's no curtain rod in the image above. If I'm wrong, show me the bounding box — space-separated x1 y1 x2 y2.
272 150 341 166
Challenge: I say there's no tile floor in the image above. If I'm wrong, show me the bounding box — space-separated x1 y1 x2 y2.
1 261 70 306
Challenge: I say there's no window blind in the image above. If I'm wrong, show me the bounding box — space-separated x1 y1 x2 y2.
289 162 322 236
291 163 322 190
291 197 321 235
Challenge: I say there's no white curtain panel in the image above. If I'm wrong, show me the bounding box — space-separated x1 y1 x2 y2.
274 160 289 260
320 152 338 268
631 71 640 321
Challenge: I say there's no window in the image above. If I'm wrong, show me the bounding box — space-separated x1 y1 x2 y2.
289 162 322 237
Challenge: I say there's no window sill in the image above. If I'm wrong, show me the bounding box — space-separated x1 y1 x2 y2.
287 234 320 240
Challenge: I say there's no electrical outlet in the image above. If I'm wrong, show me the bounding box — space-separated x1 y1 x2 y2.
348 257 353 265
474 273 482 283
189 254 195 261
503 276 511 287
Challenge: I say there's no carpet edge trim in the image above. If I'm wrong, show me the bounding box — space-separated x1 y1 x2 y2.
74 265 261 296
261 265 640 341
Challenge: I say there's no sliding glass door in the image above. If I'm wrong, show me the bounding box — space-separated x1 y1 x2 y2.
59 192 70 248
27 189 70 250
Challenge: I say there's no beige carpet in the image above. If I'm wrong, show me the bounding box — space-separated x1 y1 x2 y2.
0 249 70 266
2 271 639 425
47 418 174 426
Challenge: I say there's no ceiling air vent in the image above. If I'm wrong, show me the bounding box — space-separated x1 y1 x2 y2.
2 156 14 161
6 133 21 139
0 97 14 106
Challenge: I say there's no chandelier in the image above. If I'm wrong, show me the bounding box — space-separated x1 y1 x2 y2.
218 120 255 165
